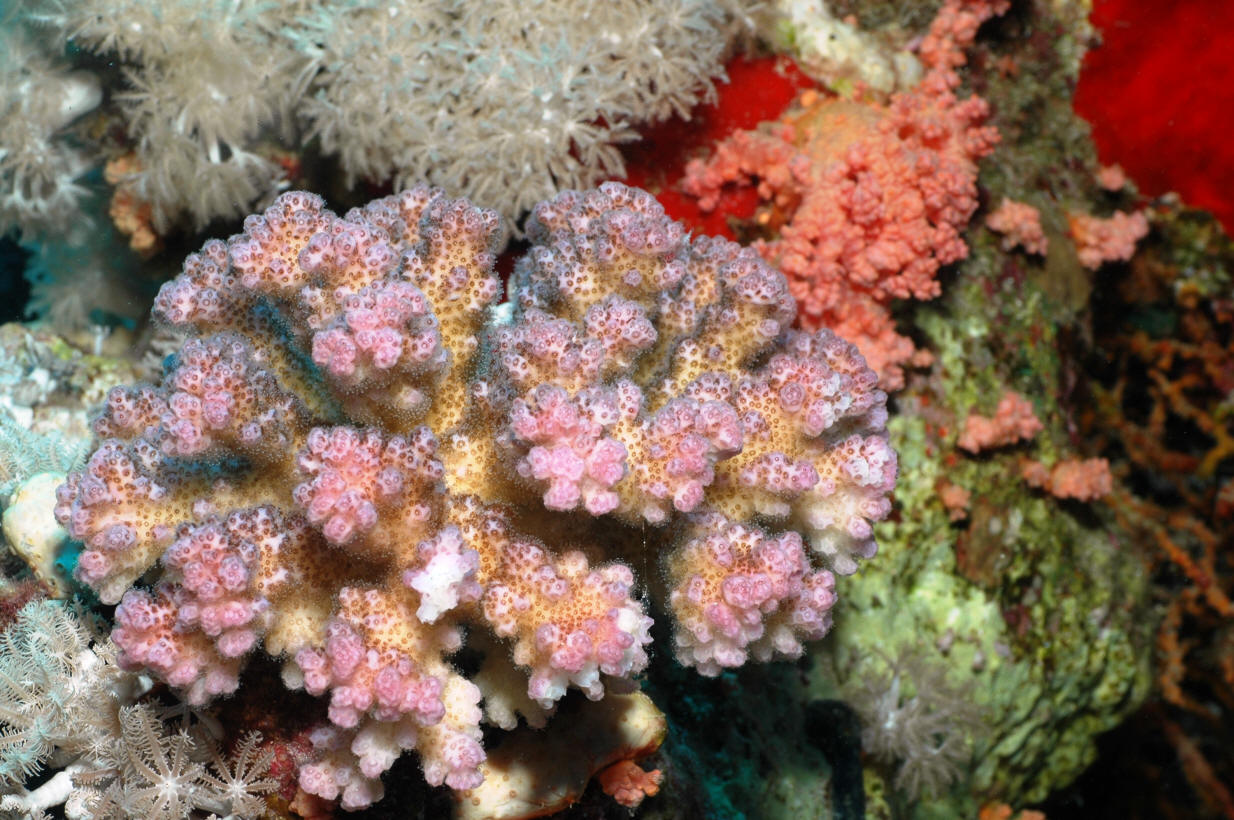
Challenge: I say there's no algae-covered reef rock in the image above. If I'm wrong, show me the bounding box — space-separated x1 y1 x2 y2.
813 405 1152 814
787 0 1156 814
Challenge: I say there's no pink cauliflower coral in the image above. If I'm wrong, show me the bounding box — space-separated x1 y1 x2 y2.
56 182 895 811
682 0 1007 389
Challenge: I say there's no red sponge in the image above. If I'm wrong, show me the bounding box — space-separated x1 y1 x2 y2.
1074 0 1234 231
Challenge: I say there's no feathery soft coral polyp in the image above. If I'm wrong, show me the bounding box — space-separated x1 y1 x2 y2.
56 182 895 810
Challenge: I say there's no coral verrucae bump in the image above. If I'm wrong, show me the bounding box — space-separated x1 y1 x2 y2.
55 182 895 808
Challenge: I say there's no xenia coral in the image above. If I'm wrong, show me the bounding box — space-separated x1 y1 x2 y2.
17 0 755 232
55 182 895 809
683 0 1006 388
0 25 101 238
290 0 758 226
849 649 982 800
0 600 275 818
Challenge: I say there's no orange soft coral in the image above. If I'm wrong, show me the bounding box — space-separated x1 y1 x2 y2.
957 390 1042 453
682 0 1005 389
986 198 1048 255
105 154 160 256
1021 458 1113 501
596 759 664 808
938 480 972 521
1067 210 1149 269
1096 164 1128 192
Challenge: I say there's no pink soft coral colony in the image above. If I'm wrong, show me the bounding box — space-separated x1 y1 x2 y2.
54 181 895 809
683 0 1007 389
